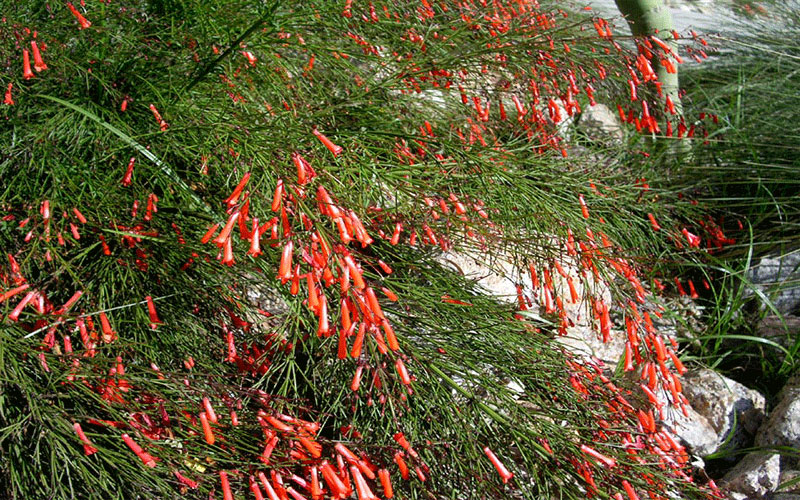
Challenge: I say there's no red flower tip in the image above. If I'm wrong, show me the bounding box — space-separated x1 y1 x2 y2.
484 447 514 483
312 128 343 157
31 41 47 72
66 3 92 29
121 157 135 186
22 49 34 80
3 83 13 105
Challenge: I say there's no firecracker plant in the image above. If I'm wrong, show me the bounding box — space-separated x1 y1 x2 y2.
1 1 732 499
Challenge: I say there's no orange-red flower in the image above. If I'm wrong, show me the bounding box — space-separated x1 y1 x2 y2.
66 2 92 29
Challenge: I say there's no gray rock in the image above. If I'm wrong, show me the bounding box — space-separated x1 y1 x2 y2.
756 388 800 468
778 469 800 494
756 315 800 361
577 103 624 144
721 453 781 500
681 369 766 455
439 250 627 365
747 251 800 315
665 404 722 457
777 371 800 402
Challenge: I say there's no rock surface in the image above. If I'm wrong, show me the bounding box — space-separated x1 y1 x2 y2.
747 251 800 315
721 452 781 500
438 250 625 365
756 384 800 469
577 103 624 144
778 469 800 494
756 315 800 361
661 369 766 459
665 405 722 457
681 369 766 455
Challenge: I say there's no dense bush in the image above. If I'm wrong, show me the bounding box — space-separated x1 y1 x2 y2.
1 1 724 498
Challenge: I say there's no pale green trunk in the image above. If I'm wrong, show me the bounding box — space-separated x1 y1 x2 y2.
615 0 688 154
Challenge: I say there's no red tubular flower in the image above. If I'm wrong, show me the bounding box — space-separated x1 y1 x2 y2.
668 349 687 375
629 79 638 101
99 312 116 343
687 279 699 299
624 342 634 371
622 480 639 500
484 446 514 484
200 411 215 445
393 452 409 480
390 223 402 245
317 296 329 336
312 128 343 157
310 467 321 500
647 213 661 231
224 172 251 207
292 153 310 185
3 83 13 105
378 468 393 498
395 358 411 385
0 283 29 305
319 461 348 498
72 207 88 224
145 295 161 329
599 300 611 342
578 194 590 219
350 465 376 500
580 444 617 468
682 228 701 247
144 193 158 221
665 95 677 115
258 471 281 500
249 476 266 500
174 471 199 489
382 320 399 351
511 94 526 118
673 277 687 296
31 41 47 72
278 241 293 280
220 471 234 500
350 323 366 358
202 396 218 423
541 286 555 314
297 435 322 459
393 432 418 459
248 218 262 257
213 212 239 247
364 287 384 319
120 157 136 186
271 179 284 212
201 223 220 244
381 287 398 302
148 104 168 131
121 434 157 467
73 423 98 455
242 50 257 66
334 443 360 464
22 50 34 80
66 2 92 29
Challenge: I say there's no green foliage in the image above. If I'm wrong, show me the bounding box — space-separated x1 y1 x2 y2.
0 1 719 499
675 1 800 393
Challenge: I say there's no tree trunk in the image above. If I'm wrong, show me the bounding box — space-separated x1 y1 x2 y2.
614 0 688 155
